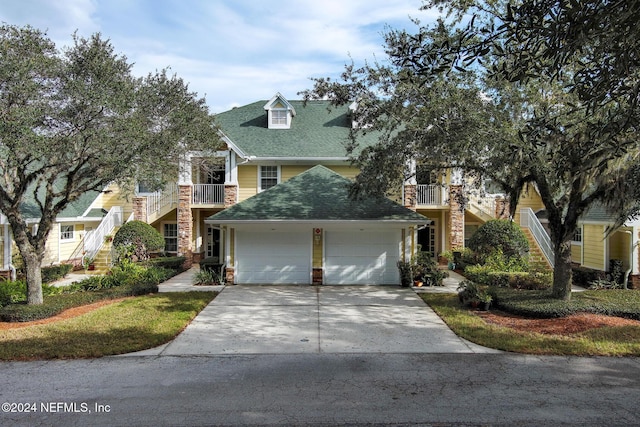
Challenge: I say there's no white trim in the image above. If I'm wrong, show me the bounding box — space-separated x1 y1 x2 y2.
60 224 74 241
206 219 430 226
258 165 280 192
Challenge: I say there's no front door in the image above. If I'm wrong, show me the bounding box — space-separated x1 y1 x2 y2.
418 223 437 256
206 226 220 262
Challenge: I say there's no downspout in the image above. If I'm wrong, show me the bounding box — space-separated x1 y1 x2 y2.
621 230 634 290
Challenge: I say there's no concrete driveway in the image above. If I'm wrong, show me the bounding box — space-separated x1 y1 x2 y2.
140 285 498 356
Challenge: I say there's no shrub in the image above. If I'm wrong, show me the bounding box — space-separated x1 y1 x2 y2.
193 269 223 286
113 221 165 261
572 265 606 288
468 220 530 262
41 264 73 284
411 251 447 286
397 261 412 287
144 256 186 272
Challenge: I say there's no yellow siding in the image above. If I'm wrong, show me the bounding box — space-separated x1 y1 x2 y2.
326 165 359 180
42 225 59 265
513 184 545 224
583 224 606 270
59 224 84 262
238 165 258 202
281 165 312 181
90 183 133 219
571 243 583 264
609 229 632 270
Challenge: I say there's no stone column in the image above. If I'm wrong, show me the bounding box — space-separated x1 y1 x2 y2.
177 185 193 269
404 184 417 211
132 197 147 222
495 196 510 219
449 185 465 249
224 184 238 207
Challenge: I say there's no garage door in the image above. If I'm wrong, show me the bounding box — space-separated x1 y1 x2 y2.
324 230 400 285
236 230 311 284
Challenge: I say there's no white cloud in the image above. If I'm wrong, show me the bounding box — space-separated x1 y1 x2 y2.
0 0 439 113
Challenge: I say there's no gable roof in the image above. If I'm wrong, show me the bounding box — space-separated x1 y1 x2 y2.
215 99 377 159
20 187 103 221
207 165 429 224
263 92 296 116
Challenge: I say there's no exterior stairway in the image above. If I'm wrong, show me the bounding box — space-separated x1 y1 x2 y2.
85 228 119 275
522 228 553 271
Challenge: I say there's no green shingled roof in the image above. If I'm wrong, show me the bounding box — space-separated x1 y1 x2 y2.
20 187 102 220
215 100 377 158
208 165 429 223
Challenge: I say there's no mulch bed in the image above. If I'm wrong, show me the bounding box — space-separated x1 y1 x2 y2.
476 310 640 335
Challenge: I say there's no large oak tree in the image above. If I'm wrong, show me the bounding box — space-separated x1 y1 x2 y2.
302 0 640 300
0 25 220 304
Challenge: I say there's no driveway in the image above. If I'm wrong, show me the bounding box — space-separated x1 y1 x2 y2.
140 285 499 355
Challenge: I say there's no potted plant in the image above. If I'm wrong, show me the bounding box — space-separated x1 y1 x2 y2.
440 250 458 270
397 260 412 288
478 291 493 311
104 234 113 243
82 255 95 271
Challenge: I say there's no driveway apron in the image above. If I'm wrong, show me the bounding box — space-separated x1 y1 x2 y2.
159 285 498 355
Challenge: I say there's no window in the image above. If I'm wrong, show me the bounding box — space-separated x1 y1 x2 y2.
259 166 278 191
164 223 178 253
271 110 287 126
60 225 74 240
416 166 439 185
573 226 583 244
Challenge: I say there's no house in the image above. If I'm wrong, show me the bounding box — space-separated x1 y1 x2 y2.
1 92 638 287
517 185 640 287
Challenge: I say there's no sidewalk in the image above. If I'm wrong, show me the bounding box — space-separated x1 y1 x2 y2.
157 266 224 292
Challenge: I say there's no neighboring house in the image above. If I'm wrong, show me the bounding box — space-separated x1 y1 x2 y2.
1 92 637 286
0 183 132 276
518 185 640 287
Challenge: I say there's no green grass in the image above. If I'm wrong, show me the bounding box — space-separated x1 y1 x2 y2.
0 292 216 360
421 293 640 356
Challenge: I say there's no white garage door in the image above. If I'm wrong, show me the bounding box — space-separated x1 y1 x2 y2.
236 230 311 284
325 230 400 285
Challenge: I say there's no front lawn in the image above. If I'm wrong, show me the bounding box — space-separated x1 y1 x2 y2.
0 292 216 360
421 290 640 356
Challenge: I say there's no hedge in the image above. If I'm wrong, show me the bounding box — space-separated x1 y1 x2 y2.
0 282 159 322
42 264 74 284
572 265 606 288
143 256 187 271
492 287 640 319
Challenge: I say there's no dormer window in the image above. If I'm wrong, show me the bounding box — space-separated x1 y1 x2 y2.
272 109 287 126
264 92 296 129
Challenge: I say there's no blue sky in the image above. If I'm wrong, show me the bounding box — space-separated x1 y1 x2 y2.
0 0 438 113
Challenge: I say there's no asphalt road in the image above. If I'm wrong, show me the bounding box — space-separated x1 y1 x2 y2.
1 353 639 426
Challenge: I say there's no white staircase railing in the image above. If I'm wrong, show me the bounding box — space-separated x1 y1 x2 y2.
520 207 554 268
146 185 178 218
83 206 123 261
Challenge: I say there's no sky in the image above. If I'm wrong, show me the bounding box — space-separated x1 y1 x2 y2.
0 0 440 113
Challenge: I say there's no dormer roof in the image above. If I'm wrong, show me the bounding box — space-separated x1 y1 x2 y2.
263 92 296 117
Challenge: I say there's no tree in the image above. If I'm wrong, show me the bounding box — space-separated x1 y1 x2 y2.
0 25 220 304
302 1 640 300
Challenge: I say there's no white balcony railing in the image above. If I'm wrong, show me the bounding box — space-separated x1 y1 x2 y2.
417 184 446 206
192 184 224 205
520 207 555 268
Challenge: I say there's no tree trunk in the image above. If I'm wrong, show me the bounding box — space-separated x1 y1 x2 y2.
10 222 47 305
24 250 44 305
551 239 573 300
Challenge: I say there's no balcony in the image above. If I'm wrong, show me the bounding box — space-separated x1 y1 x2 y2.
417 184 446 206
192 184 224 205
